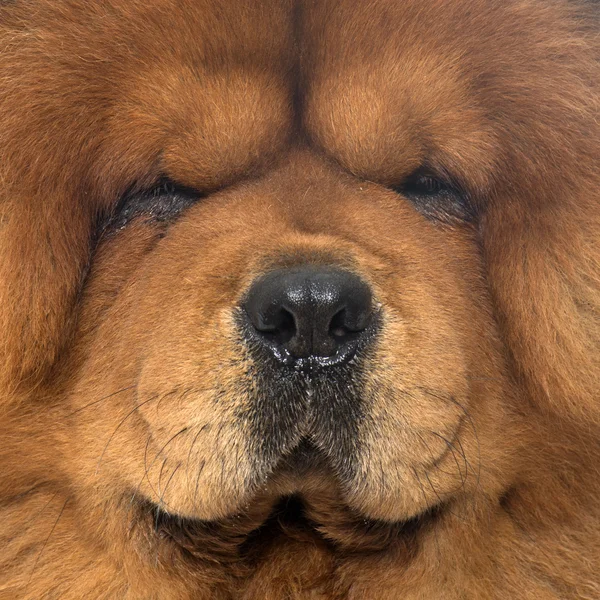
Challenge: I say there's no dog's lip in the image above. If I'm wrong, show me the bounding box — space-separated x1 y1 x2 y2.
142 440 446 555
147 491 444 557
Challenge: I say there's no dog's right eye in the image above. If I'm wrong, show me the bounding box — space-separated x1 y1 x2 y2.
109 179 203 231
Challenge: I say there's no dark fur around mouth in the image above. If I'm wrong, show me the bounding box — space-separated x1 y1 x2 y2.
235 310 381 484
146 493 443 567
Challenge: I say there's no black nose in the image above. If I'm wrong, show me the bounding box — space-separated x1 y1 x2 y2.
242 267 374 365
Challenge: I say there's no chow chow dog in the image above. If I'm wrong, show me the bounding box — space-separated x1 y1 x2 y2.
1 0 599 598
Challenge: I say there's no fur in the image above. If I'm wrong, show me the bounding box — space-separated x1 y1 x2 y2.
0 0 599 598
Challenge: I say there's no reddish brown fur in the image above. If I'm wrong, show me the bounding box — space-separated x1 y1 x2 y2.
1 0 599 598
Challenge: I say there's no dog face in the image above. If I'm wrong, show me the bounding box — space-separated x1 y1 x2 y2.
64 0 514 527
1 0 599 598
79 151 509 522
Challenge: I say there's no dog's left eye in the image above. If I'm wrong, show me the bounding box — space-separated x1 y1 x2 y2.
393 170 474 223
109 179 202 231
402 173 448 196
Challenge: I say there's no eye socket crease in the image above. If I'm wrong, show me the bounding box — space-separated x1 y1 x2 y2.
391 168 476 224
106 178 204 232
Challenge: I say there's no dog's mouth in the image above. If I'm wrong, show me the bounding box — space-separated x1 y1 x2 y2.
148 493 442 564
140 441 444 562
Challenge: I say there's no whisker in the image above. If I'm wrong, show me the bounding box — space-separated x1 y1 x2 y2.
140 427 189 511
155 388 183 416
67 385 137 416
20 492 59 534
157 463 181 516
185 424 209 475
192 459 207 511
414 430 459 478
129 434 154 507
95 394 158 475
26 498 70 589
423 470 468 524
410 468 441 554
156 457 169 502
427 430 469 488
419 388 482 492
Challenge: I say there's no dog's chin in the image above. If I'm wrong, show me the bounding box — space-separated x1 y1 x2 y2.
139 442 445 557
148 494 443 560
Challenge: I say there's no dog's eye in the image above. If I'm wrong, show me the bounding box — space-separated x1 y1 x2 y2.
393 170 474 223
108 179 203 231
402 173 447 196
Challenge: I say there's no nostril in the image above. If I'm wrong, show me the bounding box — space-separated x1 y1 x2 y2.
328 306 371 343
329 309 349 339
257 308 296 346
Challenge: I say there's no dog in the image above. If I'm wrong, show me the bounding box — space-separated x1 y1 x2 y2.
1 0 599 598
